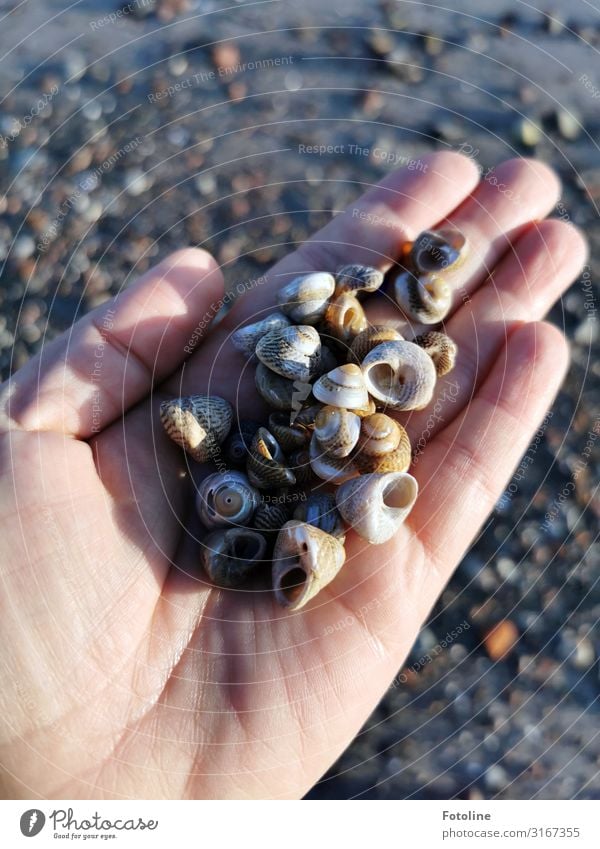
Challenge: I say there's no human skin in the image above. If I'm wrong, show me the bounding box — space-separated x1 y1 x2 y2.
0 152 587 798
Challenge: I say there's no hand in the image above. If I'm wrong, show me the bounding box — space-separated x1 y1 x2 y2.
0 152 586 799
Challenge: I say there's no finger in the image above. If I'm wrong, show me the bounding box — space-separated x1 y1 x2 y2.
2 248 224 438
405 218 587 447
167 151 481 403
410 320 570 605
366 157 562 328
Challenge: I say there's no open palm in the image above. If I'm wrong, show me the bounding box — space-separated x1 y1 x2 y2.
0 152 587 799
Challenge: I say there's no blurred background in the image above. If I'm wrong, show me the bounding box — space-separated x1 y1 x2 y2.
0 0 598 799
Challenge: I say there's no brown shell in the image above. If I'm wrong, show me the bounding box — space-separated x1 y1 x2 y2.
247 427 296 489
322 292 368 347
355 412 402 457
314 406 361 458
268 412 312 452
413 331 458 377
272 521 346 610
349 325 404 364
160 394 233 463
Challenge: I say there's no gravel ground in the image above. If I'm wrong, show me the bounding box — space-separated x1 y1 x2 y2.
0 0 598 799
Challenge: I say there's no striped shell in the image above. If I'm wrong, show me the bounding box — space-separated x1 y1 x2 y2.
252 501 291 532
410 227 466 274
201 528 267 588
160 394 232 463
361 341 437 411
334 264 384 296
272 520 346 610
314 406 361 458
255 363 296 410
355 412 402 457
413 331 458 377
335 472 418 544
277 272 335 324
268 412 312 452
322 292 368 347
355 440 411 475
309 433 359 484
313 363 369 410
349 325 404 363
287 447 314 486
256 325 321 383
394 270 452 325
196 471 260 528
231 312 291 359
247 427 296 489
222 419 260 467
294 494 346 541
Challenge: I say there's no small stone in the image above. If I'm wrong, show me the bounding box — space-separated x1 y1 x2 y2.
485 764 509 791
12 235 35 259
574 319 598 345
124 168 153 196
212 42 241 76
517 118 542 147
483 620 519 661
556 109 582 141
573 637 595 669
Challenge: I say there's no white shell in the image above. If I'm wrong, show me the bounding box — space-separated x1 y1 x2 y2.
272 520 346 610
196 471 260 528
312 363 369 409
309 433 359 485
277 272 335 324
231 312 291 359
410 227 466 274
314 406 361 458
255 325 321 383
335 472 418 544
394 270 452 324
361 340 437 411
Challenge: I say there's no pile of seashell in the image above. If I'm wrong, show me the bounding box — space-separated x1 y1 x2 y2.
160 227 465 610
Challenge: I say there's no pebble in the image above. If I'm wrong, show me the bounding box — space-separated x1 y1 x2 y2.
11 235 35 259
483 621 519 661
516 117 542 147
123 168 153 196
556 109 582 141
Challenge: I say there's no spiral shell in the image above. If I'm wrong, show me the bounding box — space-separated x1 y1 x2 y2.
294 494 346 541
410 227 466 274
322 293 368 347
255 363 296 410
231 312 291 359
334 264 384 296
349 325 404 364
355 412 402 457
355 436 411 475
291 403 322 429
252 501 291 532
277 272 335 324
201 528 267 588
196 471 260 528
222 419 260 467
335 472 418 544
247 427 296 489
160 394 232 463
314 406 361 458
413 331 458 377
361 341 437 411
272 520 346 610
313 363 369 410
309 433 359 484
268 412 312 452
393 270 452 325
287 447 314 486
256 325 321 383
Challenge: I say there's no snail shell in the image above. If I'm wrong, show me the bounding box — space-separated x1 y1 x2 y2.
255 363 296 410
222 419 261 467
349 325 404 364
335 472 418 544
252 501 291 532
355 412 402 457
334 264 384 296
314 344 339 376
309 433 359 485
352 396 378 418
201 527 267 588
314 405 361 458
231 312 291 359
294 494 346 541
393 269 452 325
322 292 368 346
313 363 369 410
256 325 321 383
247 427 296 489
160 394 232 463
272 520 346 610
268 412 312 452
291 403 322 429
410 227 466 274
277 272 335 324
413 331 458 377
196 471 260 528
361 341 437 411
355 428 411 475
287 446 314 486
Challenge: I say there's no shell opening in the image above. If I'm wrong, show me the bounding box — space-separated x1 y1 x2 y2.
231 534 263 562
277 561 308 604
383 478 415 510
368 363 395 395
